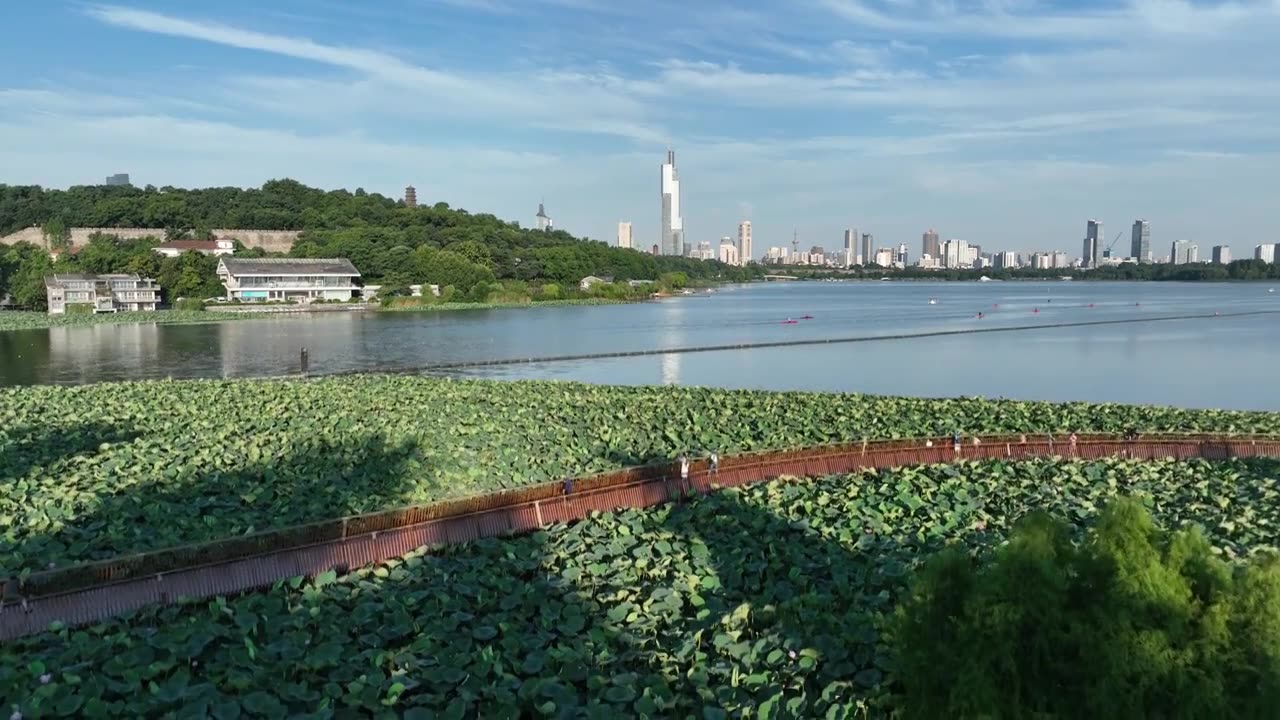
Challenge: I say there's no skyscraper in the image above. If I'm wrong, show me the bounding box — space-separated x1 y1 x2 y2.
105 173 130 186
535 202 552 231
842 228 858 266
922 229 940 260
617 221 633 249
404 186 417 208
1083 220 1102 268
942 239 969 268
861 233 873 267
737 221 752 265
1171 240 1198 265
895 243 909 267
1212 245 1231 264
1256 244 1276 264
1130 220 1151 263
660 150 684 256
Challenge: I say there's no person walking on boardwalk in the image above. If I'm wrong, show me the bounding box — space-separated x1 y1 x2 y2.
678 454 690 497
709 451 719 476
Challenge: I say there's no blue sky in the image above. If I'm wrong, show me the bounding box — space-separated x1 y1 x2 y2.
1 1 1278 259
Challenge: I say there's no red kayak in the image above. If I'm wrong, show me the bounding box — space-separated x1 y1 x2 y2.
782 319 798 324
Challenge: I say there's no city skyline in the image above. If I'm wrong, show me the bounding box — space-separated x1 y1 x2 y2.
2 2 1277 259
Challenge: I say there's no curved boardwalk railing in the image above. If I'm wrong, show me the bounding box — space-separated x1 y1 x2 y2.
3 432 1279 640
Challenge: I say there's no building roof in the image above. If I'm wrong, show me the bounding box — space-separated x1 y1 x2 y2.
536 202 549 219
217 257 360 276
154 239 225 251
44 273 142 288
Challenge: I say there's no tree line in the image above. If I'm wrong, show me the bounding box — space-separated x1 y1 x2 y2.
0 180 762 309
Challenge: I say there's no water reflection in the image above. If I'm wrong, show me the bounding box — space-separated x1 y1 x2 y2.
1 283 1277 411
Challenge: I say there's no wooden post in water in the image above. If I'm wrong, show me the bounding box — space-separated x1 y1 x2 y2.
300 347 309 376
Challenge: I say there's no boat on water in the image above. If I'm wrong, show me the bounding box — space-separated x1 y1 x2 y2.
800 314 814 320
781 319 798 324
928 298 938 305
1270 288 1276 294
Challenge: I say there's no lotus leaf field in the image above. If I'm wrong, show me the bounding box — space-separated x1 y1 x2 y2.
3 376 1280 577
4 456 1280 717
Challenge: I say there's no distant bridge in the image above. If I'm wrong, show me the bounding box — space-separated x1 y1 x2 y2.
763 274 799 281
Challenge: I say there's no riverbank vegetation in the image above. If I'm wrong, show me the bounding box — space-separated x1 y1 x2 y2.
0 308 264 332
3 376 1279 576
0 181 761 311
6 454 1280 716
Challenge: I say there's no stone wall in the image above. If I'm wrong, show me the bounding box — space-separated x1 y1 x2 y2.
0 227 300 253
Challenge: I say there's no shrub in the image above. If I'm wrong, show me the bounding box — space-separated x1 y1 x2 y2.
174 297 204 312
893 497 1280 718
64 303 94 315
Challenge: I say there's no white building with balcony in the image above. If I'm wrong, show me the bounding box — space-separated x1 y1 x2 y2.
44 273 160 314
216 258 361 303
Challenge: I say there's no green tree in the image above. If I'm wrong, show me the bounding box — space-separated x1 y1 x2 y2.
6 246 54 309
41 218 70 251
894 497 1280 718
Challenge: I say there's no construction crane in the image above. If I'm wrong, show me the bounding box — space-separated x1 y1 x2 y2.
1102 231 1124 259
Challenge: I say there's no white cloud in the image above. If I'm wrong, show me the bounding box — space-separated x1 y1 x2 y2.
7 1 1270 258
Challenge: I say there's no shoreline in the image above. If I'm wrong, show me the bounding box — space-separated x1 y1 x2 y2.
0 297 650 332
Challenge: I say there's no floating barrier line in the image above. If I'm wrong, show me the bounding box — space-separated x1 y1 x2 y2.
2 432 1279 640
335 309 1280 375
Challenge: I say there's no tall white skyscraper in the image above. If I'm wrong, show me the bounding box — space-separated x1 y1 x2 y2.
1256 244 1277 264
737 221 752 265
1212 245 1232 264
617 221 633 249
842 228 858 266
660 150 684 256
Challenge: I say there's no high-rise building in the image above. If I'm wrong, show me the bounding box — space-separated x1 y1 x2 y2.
895 243 909 267
1131 220 1151 263
737 221 752 265
617 221 633 249
1212 245 1232 264
660 150 684 256
861 233 873 267
1032 253 1051 269
874 248 895 267
766 246 788 263
1255 244 1276 264
1083 220 1103 268
922 229 940 260
535 202 553 231
696 240 714 260
105 173 130 186
1051 251 1069 268
1171 240 1198 265
404 186 417 208
942 239 969 268
994 251 1018 270
650 244 660 256
719 237 739 265
842 228 857 266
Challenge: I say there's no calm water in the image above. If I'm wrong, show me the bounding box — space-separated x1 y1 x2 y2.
1 282 1277 410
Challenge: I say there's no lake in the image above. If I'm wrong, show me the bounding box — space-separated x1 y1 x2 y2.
1 281 1277 410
